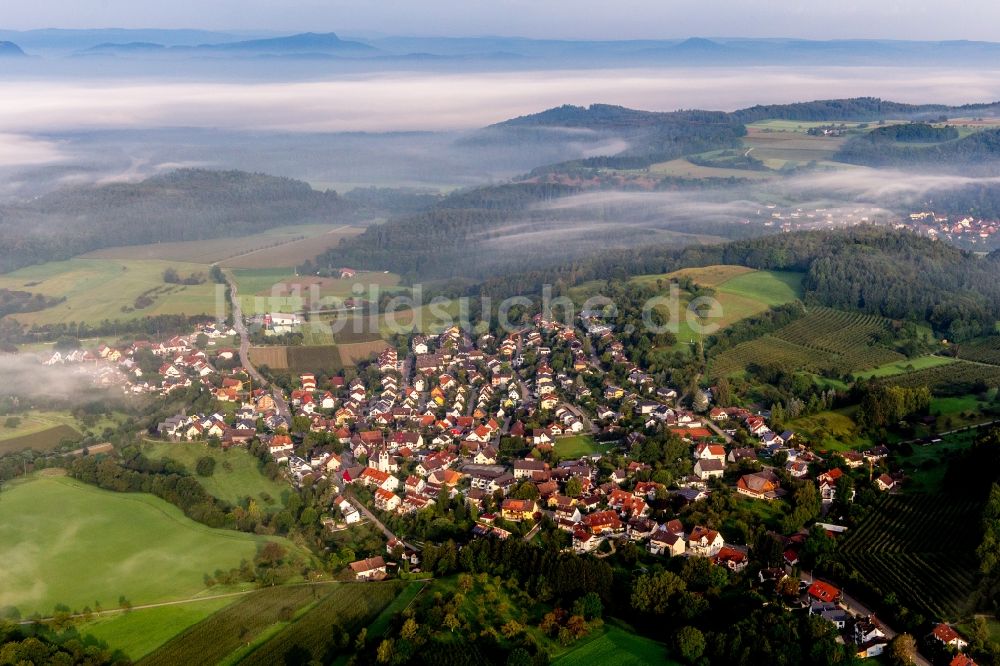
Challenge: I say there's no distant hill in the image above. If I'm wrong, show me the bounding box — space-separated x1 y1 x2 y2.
0 169 359 273
731 97 1000 123
199 32 376 54
85 42 167 54
0 41 26 57
486 104 745 167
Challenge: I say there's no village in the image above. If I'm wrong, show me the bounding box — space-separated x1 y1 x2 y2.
27 299 982 666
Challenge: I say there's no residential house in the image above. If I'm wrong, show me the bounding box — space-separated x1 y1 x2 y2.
931 624 968 651
688 526 724 557
649 529 686 556
693 458 725 481
501 498 538 522
349 556 387 581
736 470 782 500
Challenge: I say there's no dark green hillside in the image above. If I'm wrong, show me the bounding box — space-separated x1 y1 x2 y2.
480 227 1000 340
731 96 1000 123
836 127 1000 170
0 169 358 272
489 104 746 167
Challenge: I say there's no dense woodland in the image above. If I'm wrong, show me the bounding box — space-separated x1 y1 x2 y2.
730 97 1000 124
0 169 359 272
475 227 1000 341
837 127 1000 172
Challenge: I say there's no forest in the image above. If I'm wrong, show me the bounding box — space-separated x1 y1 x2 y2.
0 169 359 273
729 96 1000 124
836 127 1000 171
475 227 1000 341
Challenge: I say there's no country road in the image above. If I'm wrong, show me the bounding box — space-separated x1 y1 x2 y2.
224 271 291 424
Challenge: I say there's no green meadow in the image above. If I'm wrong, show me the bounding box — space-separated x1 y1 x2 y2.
143 441 291 511
0 475 295 616
0 258 221 326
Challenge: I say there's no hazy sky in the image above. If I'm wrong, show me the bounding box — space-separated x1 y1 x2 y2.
2 0 998 41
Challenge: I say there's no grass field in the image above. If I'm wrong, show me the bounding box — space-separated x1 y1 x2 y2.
632 267 803 351
232 268 401 315
894 430 977 494
78 596 236 661
649 158 775 180
788 408 870 453
0 475 293 616
144 442 291 511
0 258 221 326
554 435 612 458
552 624 677 666
84 224 365 269
853 355 957 379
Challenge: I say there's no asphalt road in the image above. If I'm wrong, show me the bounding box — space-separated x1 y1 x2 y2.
225 272 291 424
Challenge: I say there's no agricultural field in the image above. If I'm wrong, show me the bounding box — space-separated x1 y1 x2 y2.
335 340 391 366
838 493 983 621
249 345 348 372
0 474 293 616
648 157 775 180
710 307 904 378
957 336 1000 366
741 123 852 167
0 410 122 455
143 442 291 511
0 258 221 326
238 582 405 665
552 624 677 666
649 265 755 288
139 584 331 666
0 424 80 455
710 336 822 378
232 268 401 315
885 360 1000 395
84 224 365 269
78 596 237 661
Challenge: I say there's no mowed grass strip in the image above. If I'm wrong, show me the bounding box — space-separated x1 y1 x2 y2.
0 476 288 616
79 596 237 661
853 354 956 379
139 584 328 666
552 625 678 666
238 582 405 666
144 442 291 511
